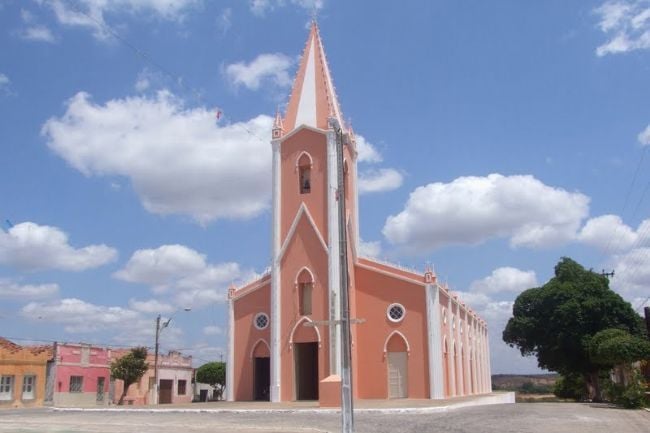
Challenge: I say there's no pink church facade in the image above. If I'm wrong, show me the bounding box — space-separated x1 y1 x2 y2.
227 23 492 403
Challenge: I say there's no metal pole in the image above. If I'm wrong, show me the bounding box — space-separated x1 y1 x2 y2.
154 314 160 405
335 125 354 433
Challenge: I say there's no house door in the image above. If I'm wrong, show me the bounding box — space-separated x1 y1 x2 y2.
294 342 318 400
159 379 173 404
387 352 408 399
96 377 105 402
253 357 270 401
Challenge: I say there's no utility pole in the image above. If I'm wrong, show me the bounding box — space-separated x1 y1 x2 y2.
154 314 161 405
601 269 615 280
644 307 650 338
335 124 354 433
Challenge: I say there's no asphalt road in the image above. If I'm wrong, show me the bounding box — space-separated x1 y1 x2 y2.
0 403 648 433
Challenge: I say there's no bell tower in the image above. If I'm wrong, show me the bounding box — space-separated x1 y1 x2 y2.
269 22 359 402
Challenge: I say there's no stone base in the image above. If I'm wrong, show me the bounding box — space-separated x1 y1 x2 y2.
319 375 341 407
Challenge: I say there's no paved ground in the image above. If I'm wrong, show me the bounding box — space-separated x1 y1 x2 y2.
0 403 648 433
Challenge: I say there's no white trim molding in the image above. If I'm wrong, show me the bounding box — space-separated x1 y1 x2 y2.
277 203 329 261
383 330 411 354
249 339 271 359
226 295 235 401
270 138 282 403
426 283 444 400
288 316 322 348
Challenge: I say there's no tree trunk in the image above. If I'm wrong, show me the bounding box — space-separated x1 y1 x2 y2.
118 381 131 405
585 371 602 402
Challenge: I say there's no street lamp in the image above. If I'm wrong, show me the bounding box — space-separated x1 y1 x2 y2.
153 308 191 404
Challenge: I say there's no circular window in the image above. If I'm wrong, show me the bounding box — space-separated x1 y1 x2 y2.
387 303 405 322
254 313 269 330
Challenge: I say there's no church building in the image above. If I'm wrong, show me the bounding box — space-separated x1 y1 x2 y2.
226 23 492 403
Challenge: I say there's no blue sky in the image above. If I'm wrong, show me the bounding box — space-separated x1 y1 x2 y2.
0 0 649 374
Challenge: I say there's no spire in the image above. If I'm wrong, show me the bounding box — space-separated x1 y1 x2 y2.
272 106 284 139
283 22 344 133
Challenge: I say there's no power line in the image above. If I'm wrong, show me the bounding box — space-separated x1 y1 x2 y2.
64 0 269 146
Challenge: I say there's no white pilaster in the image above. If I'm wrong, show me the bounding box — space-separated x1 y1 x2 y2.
326 125 341 375
226 296 235 401
486 327 493 392
479 323 487 393
352 154 360 255
471 318 478 394
446 295 456 397
270 139 282 402
425 284 444 399
463 310 470 395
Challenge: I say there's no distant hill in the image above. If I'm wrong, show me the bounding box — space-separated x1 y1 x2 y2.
492 373 558 394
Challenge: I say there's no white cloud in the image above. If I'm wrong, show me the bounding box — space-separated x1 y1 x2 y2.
0 222 117 271
128 298 174 314
225 53 294 91
115 244 245 307
115 244 206 288
383 174 590 253
595 1 650 56
358 168 403 194
134 76 150 92
42 91 273 224
20 25 56 42
578 214 650 252
358 239 381 258
21 298 140 333
203 325 223 336
249 0 324 17
217 8 232 34
638 124 650 146
469 267 538 295
356 135 383 163
609 247 650 298
0 279 59 300
0 73 9 88
46 0 199 40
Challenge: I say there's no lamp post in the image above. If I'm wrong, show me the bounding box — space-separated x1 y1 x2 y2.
153 308 191 405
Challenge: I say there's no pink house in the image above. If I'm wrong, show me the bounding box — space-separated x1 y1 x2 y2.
47 343 110 407
227 23 492 403
112 350 193 405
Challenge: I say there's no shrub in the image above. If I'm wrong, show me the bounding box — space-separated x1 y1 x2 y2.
554 373 586 400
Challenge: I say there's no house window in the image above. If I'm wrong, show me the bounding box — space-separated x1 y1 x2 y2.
178 380 187 395
299 282 313 316
0 376 14 401
69 376 83 393
387 303 406 323
22 375 35 400
298 153 312 194
254 313 269 330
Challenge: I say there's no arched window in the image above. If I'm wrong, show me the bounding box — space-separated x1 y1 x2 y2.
298 153 312 194
296 267 314 316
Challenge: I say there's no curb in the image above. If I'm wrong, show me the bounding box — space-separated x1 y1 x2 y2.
50 393 515 415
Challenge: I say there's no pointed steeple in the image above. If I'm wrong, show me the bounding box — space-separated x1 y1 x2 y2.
283 21 344 133
272 107 284 139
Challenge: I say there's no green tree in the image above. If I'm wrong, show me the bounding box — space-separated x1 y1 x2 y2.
110 347 149 405
588 328 650 366
196 361 226 400
503 257 644 401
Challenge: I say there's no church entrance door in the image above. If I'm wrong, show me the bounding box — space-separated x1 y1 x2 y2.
253 357 270 401
387 352 408 399
294 342 319 400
